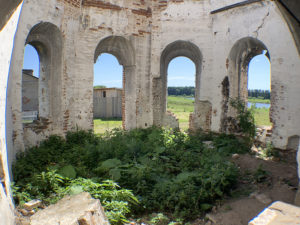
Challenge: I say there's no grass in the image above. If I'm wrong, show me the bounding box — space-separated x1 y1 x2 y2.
248 97 270 104
252 107 271 126
167 96 194 130
93 96 271 133
248 97 271 126
94 118 122 134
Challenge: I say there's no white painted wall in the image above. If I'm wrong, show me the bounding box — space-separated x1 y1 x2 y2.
0 3 23 224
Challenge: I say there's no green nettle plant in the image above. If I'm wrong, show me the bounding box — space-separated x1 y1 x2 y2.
230 98 256 142
12 127 248 222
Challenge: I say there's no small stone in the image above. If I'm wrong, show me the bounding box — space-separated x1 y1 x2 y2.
232 153 239 159
24 199 41 211
28 209 35 215
203 141 214 149
205 213 217 224
249 192 257 198
251 192 272 205
203 141 212 145
205 221 212 225
212 206 217 213
19 208 30 216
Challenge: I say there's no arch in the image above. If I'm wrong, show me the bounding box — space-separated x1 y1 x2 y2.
153 40 202 128
228 37 270 100
223 37 271 132
94 36 136 129
8 21 63 149
94 36 135 66
25 22 63 120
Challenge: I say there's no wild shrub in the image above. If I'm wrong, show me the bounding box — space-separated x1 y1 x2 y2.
230 98 256 145
12 127 245 221
13 170 138 225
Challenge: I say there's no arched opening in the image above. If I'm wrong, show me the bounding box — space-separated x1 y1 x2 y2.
154 40 204 131
93 36 136 131
93 53 123 133
167 57 196 130
248 52 272 127
22 44 39 123
13 22 63 148
225 37 273 135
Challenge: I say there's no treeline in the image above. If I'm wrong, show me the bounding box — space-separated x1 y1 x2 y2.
168 87 270 99
168 86 195 96
248 89 270 99
94 85 106 89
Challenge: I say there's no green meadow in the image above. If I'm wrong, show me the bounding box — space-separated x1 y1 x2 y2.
94 118 122 134
248 97 270 104
166 96 271 129
248 97 271 126
93 96 271 134
167 96 194 130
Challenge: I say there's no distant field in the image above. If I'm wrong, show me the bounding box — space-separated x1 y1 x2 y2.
248 97 271 126
94 118 122 134
167 96 271 128
167 96 194 130
248 97 270 104
93 96 271 133
252 107 271 126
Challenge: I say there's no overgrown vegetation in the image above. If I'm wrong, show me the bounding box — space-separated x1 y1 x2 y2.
12 126 253 223
230 98 256 141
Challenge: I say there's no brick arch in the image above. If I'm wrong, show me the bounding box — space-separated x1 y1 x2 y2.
228 37 270 100
7 21 63 149
94 36 135 67
222 37 271 133
25 22 63 120
94 36 136 129
153 40 202 128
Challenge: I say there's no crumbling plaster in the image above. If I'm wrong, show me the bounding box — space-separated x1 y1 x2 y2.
211 0 300 149
6 0 300 161
1 0 300 221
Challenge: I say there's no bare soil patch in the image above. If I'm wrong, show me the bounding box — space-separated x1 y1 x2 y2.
198 150 298 225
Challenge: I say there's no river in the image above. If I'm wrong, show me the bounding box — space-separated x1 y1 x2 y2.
186 97 270 109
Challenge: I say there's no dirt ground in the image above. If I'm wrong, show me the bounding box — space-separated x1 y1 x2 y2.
195 148 298 225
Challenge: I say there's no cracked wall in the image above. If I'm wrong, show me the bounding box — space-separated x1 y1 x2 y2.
5 0 300 160
211 0 300 149
1 0 300 220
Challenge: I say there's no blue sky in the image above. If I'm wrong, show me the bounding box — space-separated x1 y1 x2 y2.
23 45 271 90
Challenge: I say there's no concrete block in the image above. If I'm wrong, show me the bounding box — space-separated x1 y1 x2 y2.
249 201 300 225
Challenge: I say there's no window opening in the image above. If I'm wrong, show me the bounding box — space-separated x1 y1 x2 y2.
93 53 123 133
167 56 196 130
22 44 39 123
247 50 271 127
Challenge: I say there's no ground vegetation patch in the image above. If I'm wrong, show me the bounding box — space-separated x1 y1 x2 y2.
12 127 252 224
